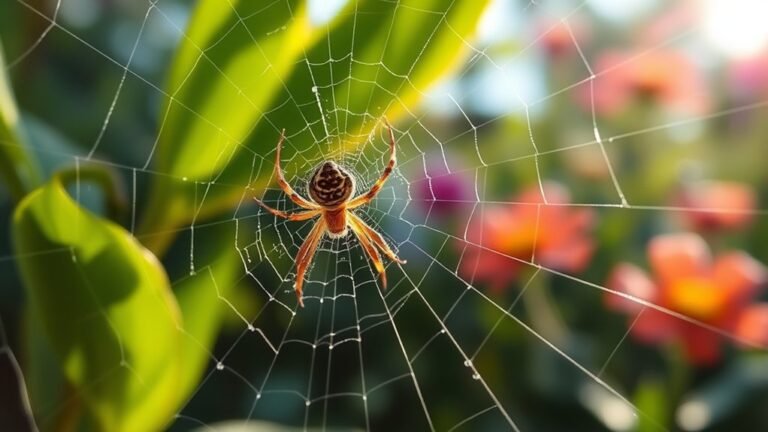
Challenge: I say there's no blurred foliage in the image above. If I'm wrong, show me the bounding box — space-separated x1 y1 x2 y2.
140 0 491 254
13 171 239 431
14 172 183 431
0 41 40 202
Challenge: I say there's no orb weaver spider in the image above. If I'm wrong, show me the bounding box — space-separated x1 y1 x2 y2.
254 119 406 307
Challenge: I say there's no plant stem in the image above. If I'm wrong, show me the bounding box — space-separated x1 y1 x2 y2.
520 269 568 346
52 382 81 432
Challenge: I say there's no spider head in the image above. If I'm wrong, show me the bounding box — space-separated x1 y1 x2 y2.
308 161 356 208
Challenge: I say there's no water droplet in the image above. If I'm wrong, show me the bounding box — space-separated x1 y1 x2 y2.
305 401 311 406
311 86 318 93
329 345 334 350
216 362 224 370
247 324 255 332
256 393 262 399
362 395 367 401
463 360 472 367
472 373 480 380
182 176 188 181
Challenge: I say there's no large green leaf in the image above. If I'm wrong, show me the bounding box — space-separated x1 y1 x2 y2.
139 0 491 254
13 173 239 431
171 222 243 410
0 39 40 201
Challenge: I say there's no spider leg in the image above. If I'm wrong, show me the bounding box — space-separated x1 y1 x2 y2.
272 129 320 210
253 198 321 221
349 219 388 288
347 118 396 209
294 218 326 307
349 213 407 264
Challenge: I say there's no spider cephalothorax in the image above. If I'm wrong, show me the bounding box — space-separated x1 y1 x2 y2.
254 119 405 307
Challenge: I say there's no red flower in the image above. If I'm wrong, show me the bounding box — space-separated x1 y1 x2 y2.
459 182 594 291
673 181 756 232
607 233 768 365
580 50 710 117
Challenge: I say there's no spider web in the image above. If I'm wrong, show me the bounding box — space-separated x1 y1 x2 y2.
2 0 768 431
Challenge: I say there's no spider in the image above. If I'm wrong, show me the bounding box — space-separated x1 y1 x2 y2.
254 119 406 307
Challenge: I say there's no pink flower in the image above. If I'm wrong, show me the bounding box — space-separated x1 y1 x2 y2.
459 182 594 291
673 181 756 232
537 19 588 61
582 50 710 117
413 163 474 218
727 52 768 101
607 233 768 365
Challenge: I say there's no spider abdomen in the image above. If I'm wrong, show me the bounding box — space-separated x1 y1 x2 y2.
323 208 348 238
308 161 355 208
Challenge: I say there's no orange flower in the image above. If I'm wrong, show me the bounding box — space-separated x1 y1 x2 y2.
606 234 768 365
673 181 756 232
580 50 710 117
459 182 594 291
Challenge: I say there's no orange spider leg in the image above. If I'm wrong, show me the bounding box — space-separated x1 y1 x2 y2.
349 220 388 288
348 213 406 264
294 218 326 307
347 118 397 209
253 198 321 221
273 129 320 210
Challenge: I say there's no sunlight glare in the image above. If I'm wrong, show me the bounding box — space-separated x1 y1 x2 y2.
587 0 659 23
703 0 768 58
309 0 348 25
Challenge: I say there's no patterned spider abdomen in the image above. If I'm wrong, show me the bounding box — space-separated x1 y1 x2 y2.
308 161 355 208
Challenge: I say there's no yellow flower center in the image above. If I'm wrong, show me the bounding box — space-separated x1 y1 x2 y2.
667 278 727 321
495 224 537 257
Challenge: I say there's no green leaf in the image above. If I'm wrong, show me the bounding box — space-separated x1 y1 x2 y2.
0 39 40 201
634 377 669 432
12 172 236 431
139 0 491 254
172 222 243 408
192 420 363 432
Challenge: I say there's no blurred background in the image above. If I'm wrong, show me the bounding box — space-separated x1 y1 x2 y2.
1 0 768 431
